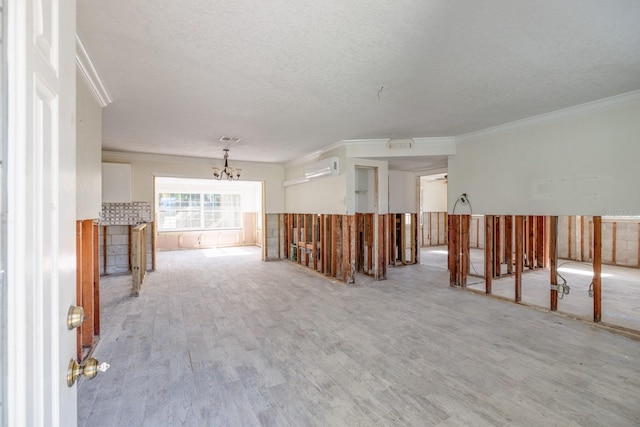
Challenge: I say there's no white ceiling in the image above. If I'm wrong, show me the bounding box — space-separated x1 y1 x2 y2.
77 1 640 166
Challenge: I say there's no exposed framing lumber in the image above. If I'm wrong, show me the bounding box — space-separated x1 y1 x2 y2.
567 215 573 259
536 216 546 268
494 216 501 277
593 216 602 322
128 225 132 271
312 215 318 270
278 214 282 259
349 215 357 283
304 214 310 266
515 215 524 303
505 215 513 276
413 213 419 264
527 215 535 269
550 216 558 311
460 215 470 285
377 214 387 279
332 215 339 277
437 212 441 245
81 220 95 348
638 223 640 267
342 215 349 281
448 214 457 286
579 215 585 262
93 223 100 336
485 215 494 294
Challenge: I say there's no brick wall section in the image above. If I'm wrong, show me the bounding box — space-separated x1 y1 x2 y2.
265 214 284 260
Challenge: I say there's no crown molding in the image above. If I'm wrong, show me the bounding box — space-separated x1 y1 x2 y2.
76 35 112 107
284 140 346 168
456 90 640 142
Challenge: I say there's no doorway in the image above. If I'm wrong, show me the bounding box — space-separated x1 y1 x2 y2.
419 173 448 269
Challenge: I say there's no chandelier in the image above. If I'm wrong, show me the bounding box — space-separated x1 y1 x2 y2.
212 149 241 180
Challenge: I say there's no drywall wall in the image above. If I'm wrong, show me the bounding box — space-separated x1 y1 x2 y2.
76 77 102 219
421 179 447 212
389 170 417 213
448 92 640 215
102 151 285 213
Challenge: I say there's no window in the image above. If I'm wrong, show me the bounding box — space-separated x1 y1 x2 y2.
158 192 241 231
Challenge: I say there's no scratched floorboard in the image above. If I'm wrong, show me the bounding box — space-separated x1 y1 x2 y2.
78 246 640 426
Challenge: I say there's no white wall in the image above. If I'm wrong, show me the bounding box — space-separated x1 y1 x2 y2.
421 179 447 212
76 77 102 219
388 170 417 213
102 151 285 213
285 146 348 214
448 93 640 215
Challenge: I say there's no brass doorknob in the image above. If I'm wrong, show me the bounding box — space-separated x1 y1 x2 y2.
67 358 110 387
66 305 85 330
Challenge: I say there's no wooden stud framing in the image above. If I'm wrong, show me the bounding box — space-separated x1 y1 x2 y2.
505 215 513 276
593 216 602 322
312 215 318 270
437 212 441 245
461 215 470 285
81 220 95 348
102 225 107 275
494 216 501 277
93 223 100 336
515 215 524 303
277 214 282 259
128 225 132 271
485 215 494 294
527 215 535 269
579 215 585 262
342 215 349 281
536 216 546 268
413 213 419 264
377 214 387 279
331 215 339 277
638 223 640 267
448 215 457 285
349 215 357 283
589 219 593 261
550 216 558 311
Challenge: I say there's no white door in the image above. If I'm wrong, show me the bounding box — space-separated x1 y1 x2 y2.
6 0 77 425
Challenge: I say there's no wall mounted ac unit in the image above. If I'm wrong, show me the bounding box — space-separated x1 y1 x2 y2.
304 157 339 179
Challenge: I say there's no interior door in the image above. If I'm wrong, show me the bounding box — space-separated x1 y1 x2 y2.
6 0 77 425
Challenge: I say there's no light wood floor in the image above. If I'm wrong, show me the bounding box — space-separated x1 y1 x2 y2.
79 246 640 426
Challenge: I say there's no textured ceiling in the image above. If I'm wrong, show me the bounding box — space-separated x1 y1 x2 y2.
77 1 640 165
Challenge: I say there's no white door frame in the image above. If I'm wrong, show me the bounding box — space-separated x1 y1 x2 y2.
6 0 77 425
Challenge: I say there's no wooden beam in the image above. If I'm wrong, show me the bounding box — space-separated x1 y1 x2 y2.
494 216 501 278
505 216 513 276
93 223 100 336
437 212 441 245
461 215 470 286
550 216 558 311
342 215 349 281
527 215 535 270
448 214 457 286
312 215 318 270
589 219 593 261
413 213 419 264
543 216 550 269
331 215 339 277
485 215 493 294
377 214 387 280
536 216 546 268
593 216 602 322
349 215 357 283
81 220 95 348
567 216 573 259
515 215 524 303
367 214 373 272
128 225 132 272
151 221 156 271
304 214 309 266
579 215 585 262
277 214 282 259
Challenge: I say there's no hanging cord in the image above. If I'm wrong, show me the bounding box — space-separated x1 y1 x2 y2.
555 260 594 299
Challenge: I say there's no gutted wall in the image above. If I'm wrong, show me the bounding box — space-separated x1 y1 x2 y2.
76 77 102 219
102 151 285 213
448 93 640 216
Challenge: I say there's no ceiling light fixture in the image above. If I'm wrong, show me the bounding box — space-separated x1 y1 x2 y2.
212 149 241 180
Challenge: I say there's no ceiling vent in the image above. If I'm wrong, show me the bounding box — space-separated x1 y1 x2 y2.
388 138 413 149
219 136 241 143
